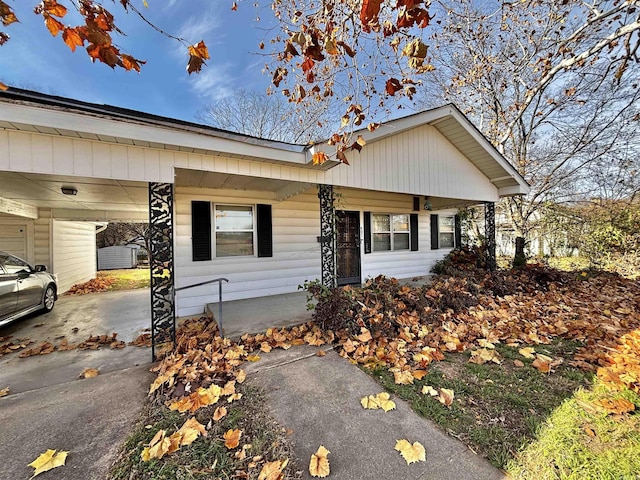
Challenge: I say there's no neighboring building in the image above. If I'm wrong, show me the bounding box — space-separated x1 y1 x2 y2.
0 88 529 341
97 245 140 270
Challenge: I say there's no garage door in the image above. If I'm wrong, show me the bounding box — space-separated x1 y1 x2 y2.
0 224 27 259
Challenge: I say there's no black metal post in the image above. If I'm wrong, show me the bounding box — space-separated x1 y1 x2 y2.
149 182 175 361
484 201 496 271
318 184 336 288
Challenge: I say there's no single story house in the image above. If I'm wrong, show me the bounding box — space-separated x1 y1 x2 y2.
0 88 529 355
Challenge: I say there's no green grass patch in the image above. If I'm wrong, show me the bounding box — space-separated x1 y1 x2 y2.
367 338 594 469
110 385 300 480
507 386 640 480
98 268 149 290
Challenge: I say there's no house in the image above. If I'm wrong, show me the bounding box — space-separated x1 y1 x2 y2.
0 88 529 355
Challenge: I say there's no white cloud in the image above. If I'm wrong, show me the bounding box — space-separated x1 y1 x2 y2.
187 63 236 101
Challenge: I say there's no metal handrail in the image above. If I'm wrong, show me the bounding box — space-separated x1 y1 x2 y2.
174 277 229 335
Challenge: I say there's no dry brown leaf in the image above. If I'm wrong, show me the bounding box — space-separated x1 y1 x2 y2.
519 347 536 359
438 388 454 407
0 387 8 398
223 428 242 449
213 406 227 421
393 370 414 385
258 459 289 480
79 368 99 379
309 445 330 477
316 349 326 357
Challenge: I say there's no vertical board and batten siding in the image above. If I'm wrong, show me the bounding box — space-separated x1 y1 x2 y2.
174 187 321 317
174 186 456 317
336 189 456 281
51 220 97 293
0 130 174 183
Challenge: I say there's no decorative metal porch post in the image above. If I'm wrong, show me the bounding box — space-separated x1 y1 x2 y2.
318 184 336 288
149 182 175 361
484 201 497 271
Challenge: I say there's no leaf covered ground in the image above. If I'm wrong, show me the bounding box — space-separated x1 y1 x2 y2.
110 247 640 479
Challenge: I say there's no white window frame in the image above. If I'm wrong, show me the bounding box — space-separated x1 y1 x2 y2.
372 213 411 252
213 203 256 258
439 215 455 249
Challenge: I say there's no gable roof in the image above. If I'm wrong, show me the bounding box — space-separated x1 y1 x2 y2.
0 88 529 196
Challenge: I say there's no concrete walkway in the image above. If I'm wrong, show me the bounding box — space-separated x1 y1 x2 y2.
0 365 153 480
247 346 505 480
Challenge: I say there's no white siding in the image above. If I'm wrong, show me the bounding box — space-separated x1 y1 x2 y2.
174 186 455 317
338 189 455 282
0 216 34 262
1 123 499 202
33 218 51 268
0 130 174 183
175 187 321 317
51 220 97 293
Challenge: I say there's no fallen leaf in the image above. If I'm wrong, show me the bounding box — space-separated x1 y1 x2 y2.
246 354 261 362
518 347 536 359
258 459 289 480
421 385 438 396
376 392 396 412
0 387 8 398
79 368 99 379
316 349 326 357
224 428 242 449
361 394 380 410
213 406 227 421
395 439 426 464
393 370 414 385
28 449 68 477
172 417 207 447
513 359 525 367
593 397 635 415
412 369 428 380
438 388 454 407
309 445 330 477
532 357 551 373
236 369 247 383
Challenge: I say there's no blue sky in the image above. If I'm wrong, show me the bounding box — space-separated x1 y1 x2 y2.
0 1 274 122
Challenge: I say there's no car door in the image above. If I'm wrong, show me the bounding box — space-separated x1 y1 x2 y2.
0 262 19 321
3 254 44 312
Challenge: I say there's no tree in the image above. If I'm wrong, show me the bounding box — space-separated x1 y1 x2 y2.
97 222 149 254
1 0 639 165
195 88 334 144
421 0 640 241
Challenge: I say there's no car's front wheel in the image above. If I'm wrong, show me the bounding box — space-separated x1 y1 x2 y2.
43 285 56 312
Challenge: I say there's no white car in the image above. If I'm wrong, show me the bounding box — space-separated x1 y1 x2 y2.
0 251 58 328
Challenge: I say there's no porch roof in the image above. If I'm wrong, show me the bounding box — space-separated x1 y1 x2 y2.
0 88 529 197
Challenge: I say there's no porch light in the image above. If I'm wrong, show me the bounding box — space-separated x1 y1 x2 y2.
424 196 432 211
61 186 78 195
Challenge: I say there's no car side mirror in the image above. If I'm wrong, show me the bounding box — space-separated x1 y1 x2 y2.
34 265 47 272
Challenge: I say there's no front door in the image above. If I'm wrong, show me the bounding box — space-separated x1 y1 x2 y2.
336 210 361 286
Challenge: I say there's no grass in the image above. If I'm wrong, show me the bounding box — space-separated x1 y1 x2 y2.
367 338 597 469
97 268 149 290
506 385 640 479
110 385 301 480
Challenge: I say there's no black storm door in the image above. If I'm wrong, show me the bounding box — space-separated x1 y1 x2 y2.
336 210 361 286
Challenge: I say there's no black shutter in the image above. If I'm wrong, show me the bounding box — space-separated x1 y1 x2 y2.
430 214 439 250
256 204 273 257
454 214 462 248
191 201 211 261
363 211 372 254
412 196 420 211
410 214 419 251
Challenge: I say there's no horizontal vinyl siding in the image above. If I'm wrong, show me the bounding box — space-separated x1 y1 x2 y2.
174 187 321 317
34 218 51 268
52 220 97 293
338 189 455 282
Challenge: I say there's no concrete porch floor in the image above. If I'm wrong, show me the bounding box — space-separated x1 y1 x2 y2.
199 276 434 339
204 291 313 338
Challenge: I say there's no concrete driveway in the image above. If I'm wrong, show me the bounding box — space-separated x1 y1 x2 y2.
0 289 153 394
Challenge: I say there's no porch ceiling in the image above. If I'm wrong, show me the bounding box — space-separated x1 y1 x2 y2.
175 168 314 196
0 171 149 214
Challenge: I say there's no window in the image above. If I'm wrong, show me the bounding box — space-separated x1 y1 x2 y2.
1 254 31 274
439 216 455 248
372 214 410 251
215 205 254 257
